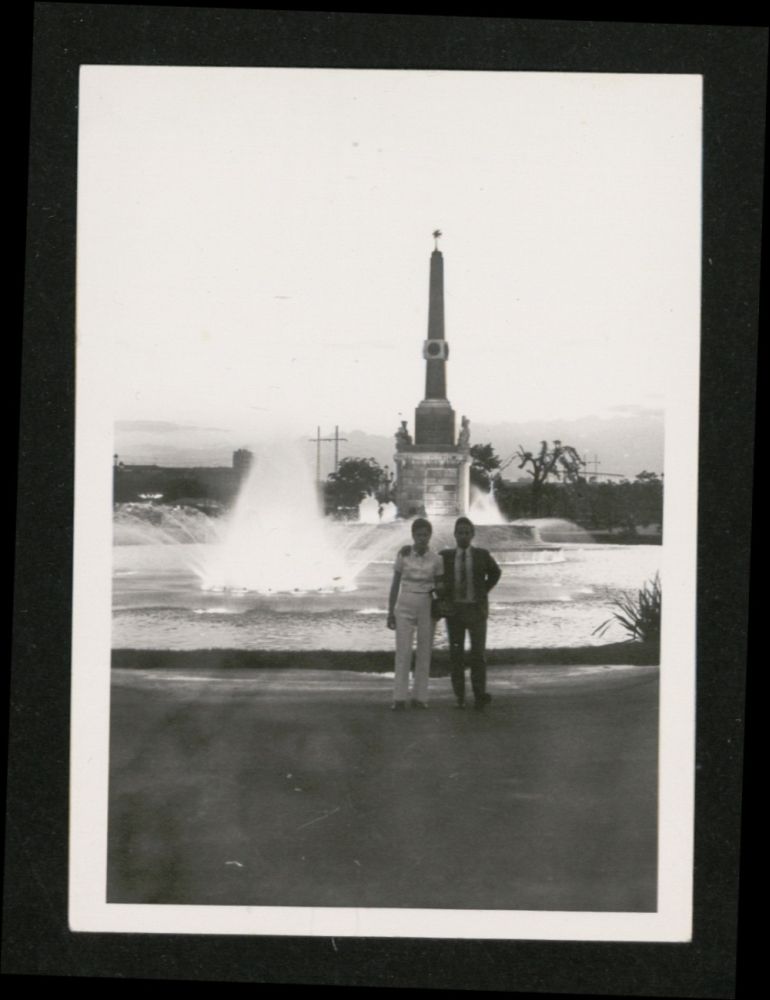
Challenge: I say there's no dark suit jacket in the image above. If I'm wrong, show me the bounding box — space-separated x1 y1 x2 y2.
439 546 502 618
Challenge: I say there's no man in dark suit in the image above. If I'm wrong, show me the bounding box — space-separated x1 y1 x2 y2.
440 516 502 711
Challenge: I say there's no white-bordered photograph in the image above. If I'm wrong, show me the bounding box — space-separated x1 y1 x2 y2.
69 65 702 940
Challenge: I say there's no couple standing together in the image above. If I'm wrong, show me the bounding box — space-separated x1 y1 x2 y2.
386 516 502 711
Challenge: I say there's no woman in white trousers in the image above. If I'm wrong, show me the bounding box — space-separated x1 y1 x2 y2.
386 518 444 710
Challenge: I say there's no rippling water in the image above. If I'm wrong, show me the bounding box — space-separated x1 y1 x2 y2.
113 541 661 651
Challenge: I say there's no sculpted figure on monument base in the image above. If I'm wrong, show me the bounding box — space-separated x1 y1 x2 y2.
395 420 413 450
458 415 470 449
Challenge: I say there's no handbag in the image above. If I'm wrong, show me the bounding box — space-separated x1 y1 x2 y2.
431 595 453 621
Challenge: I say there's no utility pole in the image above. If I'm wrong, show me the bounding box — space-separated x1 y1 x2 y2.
588 453 601 478
309 426 348 482
332 425 346 475
311 426 321 484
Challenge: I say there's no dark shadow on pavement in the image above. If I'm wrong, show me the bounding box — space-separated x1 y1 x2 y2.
107 664 658 911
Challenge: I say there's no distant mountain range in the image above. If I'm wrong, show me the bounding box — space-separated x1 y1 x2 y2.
116 408 663 480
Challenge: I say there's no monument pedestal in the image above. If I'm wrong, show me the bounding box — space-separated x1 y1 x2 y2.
414 398 455 448
394 446 470 519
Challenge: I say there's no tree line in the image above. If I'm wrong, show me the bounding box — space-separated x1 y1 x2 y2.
472 440 662 533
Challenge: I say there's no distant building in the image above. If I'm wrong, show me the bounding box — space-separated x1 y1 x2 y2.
112 448 255 506
233 448 253 478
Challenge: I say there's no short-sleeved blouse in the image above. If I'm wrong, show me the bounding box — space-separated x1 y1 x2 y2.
394 546 443 594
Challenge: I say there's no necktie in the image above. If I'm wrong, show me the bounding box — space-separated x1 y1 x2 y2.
460 550 468 600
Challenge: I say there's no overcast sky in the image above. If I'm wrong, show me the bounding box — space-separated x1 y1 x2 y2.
78 67 701 447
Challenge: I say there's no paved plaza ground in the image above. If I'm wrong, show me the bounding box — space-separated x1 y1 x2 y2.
108 662 658 911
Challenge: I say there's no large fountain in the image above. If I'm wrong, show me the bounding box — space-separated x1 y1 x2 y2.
202 446 355 593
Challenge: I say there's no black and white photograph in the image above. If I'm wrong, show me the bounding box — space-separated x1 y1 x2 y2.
9 7 763 992
70 63 700 938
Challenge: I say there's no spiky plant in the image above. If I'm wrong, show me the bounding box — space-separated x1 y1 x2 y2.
593 572 661 644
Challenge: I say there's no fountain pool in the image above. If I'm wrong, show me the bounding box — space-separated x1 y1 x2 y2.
113 505 661 651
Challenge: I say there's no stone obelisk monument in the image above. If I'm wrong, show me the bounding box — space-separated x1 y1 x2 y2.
394 231 471 518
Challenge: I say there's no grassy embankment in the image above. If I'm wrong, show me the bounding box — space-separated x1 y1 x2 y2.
112 640 659 673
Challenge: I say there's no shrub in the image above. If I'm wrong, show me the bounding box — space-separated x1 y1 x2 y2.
593 572 661 644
